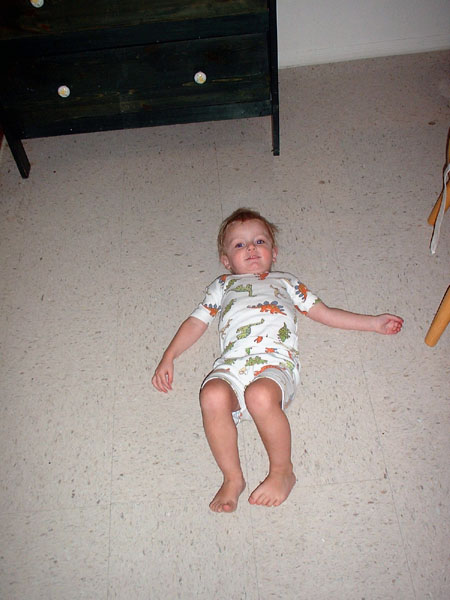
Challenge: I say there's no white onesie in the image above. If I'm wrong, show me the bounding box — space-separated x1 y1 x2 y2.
190 271 320 424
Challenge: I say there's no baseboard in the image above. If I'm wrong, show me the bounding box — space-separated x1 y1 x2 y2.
279 35 450 68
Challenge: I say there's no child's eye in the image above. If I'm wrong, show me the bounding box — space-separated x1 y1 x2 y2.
256 239 266 245
235 242 245 248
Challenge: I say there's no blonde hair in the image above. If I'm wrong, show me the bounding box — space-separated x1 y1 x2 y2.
217 208 279 256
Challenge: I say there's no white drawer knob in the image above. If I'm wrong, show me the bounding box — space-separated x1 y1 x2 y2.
194 71 207 85
30 0 44 7
57 85 71 98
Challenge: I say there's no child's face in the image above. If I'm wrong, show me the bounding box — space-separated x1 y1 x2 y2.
220 219 278 275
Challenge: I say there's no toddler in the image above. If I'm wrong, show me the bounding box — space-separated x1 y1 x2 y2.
152 208 403 513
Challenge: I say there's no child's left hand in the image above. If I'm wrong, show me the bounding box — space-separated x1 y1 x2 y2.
374 314 404 335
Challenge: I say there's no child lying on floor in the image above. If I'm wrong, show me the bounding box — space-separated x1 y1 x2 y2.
152 208 403 513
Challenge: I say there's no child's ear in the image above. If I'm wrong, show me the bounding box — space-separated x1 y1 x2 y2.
272 246 278 263
220 254 231 270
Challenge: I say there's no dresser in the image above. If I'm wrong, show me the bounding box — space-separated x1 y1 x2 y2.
0 0 279 178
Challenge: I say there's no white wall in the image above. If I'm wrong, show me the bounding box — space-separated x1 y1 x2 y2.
277 0 450 67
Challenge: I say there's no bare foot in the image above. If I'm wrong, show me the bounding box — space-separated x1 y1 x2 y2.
209 477 246 513
248 470 296 507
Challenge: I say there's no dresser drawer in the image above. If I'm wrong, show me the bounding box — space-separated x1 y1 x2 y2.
1 0 268 52
2 33 270 138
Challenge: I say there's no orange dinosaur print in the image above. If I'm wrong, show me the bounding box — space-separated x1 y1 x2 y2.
203 304 219 317
254 336 263 343
254 364 283 376
265 347 276 353
295 282 309 302
249 300 286 315
295 306 308 316
258 272 270 280
262 304 285 314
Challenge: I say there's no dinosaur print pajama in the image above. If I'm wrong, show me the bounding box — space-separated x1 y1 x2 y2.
190 272 320 424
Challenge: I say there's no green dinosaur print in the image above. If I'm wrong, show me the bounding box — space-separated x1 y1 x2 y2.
222 298 236 317
244 356 268 367
231 284 255 297
281 360 295 373
224 357 238 365
223 341 236 354
225 278 238 291
236 319 265 340
278 322 291 342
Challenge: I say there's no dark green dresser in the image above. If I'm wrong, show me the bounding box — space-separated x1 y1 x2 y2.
0 0 279 178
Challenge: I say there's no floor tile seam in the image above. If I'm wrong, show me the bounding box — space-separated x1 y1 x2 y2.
0 194 48 345
312 187 405 464
318 191 354 312
302 353 374 368
0 501 112 518
248 508 262 600
237 424 261 600
106 476 397 509
0 233 25 282
212 139 224 218
107 487 225 507
295 475 393 492
106 167 127 600
358 357 418 599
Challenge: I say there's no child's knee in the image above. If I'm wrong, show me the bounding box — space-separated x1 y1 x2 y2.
245 378 282 415
200 378 238 414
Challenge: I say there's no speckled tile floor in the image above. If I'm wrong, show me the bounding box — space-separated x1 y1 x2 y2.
1 51 449 600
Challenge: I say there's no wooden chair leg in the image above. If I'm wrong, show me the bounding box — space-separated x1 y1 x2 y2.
429 130 450 225
425 286 450 347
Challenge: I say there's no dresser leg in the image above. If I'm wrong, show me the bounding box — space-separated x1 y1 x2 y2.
3 128 30 178
269 0 280 156
272 110 280 156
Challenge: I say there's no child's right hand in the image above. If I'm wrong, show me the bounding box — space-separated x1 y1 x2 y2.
152 356 174 393
151 317 207 393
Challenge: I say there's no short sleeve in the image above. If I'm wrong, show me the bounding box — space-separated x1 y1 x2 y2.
283 274 320 315
190 276 224 326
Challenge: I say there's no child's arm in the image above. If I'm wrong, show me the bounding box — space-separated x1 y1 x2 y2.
152 316 208 393
307 301 403 335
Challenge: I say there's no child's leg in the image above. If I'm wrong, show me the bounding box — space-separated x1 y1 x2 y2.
200 378 246 513
244 378 296 507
